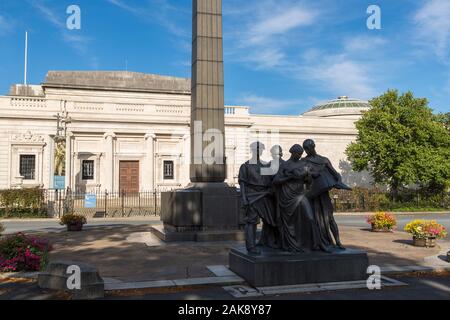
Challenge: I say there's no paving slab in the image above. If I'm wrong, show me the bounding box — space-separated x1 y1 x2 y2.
105 280 177 291
173 276 244 287
223 285 264 298
206 265 236 277
257 276 407 296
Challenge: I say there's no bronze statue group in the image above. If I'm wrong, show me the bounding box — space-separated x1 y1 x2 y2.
239 139 352 255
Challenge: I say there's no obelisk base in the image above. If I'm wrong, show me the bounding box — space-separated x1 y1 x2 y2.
151 183 245 242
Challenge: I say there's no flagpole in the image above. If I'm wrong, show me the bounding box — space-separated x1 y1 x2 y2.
24 31 28 85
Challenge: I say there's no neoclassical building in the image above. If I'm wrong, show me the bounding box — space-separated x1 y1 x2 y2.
0 71 371 192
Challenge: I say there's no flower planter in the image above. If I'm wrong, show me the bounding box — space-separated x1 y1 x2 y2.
67 222 83 232
367 213 397 234
60 214 87 231
371 225 393 233
413 236 436 248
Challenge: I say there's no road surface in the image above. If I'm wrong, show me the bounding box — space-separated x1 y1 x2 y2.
1 213 449 238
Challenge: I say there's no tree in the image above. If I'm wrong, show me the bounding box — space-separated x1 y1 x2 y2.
433 112 450 131
346 90 450 198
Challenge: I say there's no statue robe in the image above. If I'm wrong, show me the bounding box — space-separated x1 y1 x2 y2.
273 159 324 252
304 155 351 247
238 160 279 248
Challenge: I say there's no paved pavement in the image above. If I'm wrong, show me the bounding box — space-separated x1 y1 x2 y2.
0 217 162 234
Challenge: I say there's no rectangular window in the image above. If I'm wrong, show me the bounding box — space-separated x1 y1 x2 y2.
163 161 174 180
20 155 36 180
82 160 95 180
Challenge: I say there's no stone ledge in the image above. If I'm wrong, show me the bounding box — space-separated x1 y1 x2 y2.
150 225 245 242
229 247 370 287
38 261 104 300
104 276 244 292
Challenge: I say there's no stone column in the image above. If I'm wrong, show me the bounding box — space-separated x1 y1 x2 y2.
95 153 102 189
182 134 190 185
190 0 226 183
144 133 156 191
48 135 55 189
103 132 116 192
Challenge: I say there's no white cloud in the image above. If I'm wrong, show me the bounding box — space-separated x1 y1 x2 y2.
62 33 91 55
246 48 286 70
304 59 375 99
226 1 381 102
239 94 305 114
414 0 450 59
106 0 189 38
107 0 140 15
246 6 317 45
294 33 390 100
227 0 318 71
32 1 65 29
413 0 450 103
344 36 387 53
29 0 97 66
0 15 13 36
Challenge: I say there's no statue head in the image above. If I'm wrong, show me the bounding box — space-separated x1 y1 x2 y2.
289 144 304 160
270 145 283 160
250 141 265 158
303 139 317 156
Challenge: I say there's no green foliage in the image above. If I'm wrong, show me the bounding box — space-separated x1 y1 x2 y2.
346 90 450 197
433 112 450 131
331 187 390 212
59 214 87 226
0 189 48 218
330 188 449 212
0 233 52 272
0 222 4 235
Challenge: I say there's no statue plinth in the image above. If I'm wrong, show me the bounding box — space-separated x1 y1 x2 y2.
229 247 369 287
152 183 245 242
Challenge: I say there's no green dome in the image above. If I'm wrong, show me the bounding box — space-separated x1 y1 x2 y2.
308 96 370 112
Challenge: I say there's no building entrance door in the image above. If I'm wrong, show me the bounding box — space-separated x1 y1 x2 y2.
119 161 140 193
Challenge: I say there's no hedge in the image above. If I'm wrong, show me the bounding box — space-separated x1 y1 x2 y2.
0 188 48 218
330 187 450 212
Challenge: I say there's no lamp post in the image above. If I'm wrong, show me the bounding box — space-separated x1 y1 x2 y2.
54 101 72 143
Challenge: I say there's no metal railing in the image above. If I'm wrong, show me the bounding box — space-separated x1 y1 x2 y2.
4 187 448 219
44 188 176 218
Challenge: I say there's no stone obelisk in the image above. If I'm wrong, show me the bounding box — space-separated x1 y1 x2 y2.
154 0 243 242
190 0 226 183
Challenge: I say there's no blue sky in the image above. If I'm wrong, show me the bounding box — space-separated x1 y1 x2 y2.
0 0 449 115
